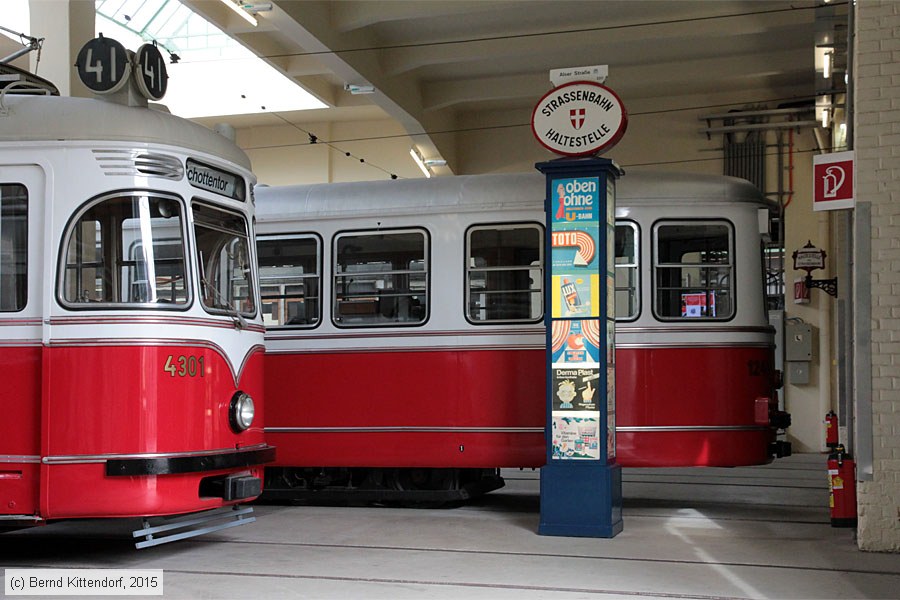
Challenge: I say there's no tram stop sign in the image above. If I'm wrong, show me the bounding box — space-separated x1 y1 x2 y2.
792 241 826 274
531 81 628 157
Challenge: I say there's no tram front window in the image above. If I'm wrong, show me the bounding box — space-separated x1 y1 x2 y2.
193 202 255 318
60 194 187 306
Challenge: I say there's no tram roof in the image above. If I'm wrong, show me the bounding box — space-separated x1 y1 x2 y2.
0 95 251 171
255 170 772 221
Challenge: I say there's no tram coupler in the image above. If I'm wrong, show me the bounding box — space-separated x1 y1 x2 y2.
200 473 262 500
769 440 792 458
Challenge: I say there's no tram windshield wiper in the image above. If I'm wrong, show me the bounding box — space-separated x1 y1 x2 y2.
201 275 248 330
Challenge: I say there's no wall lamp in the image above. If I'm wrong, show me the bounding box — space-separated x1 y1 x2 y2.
410 147 447 178
219 0 258 27
344 83 375 95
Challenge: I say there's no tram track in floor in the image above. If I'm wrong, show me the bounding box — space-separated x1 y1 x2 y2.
15 536 884 577
452 500 829 523
7 537 900 590
160 537 900 579
0 563 756 600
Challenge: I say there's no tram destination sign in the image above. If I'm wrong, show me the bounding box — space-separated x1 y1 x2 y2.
532 81 627 157
134 43 168 101
75 36 130 95
186 159 246 201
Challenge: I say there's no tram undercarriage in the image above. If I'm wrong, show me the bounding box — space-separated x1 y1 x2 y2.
261 467 505 507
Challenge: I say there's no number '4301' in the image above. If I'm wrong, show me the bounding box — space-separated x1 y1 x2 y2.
164 355 206 377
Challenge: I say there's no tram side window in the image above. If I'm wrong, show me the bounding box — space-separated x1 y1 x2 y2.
0 184 27 311
193 203 255 317
653 221 733 320
333 229 427 327
61 194 187 306
466 224 543 323
615 222 639 320
258 234 321 327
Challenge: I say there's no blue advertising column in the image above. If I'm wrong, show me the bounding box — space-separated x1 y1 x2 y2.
536 156 622 538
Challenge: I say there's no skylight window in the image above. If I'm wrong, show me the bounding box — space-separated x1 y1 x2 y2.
93 0 325 118
0 1 32 50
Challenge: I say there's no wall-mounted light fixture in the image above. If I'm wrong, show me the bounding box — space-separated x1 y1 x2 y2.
220 0 258 26
344 83 375 95
243 2 273 12
410 147 431 178
823 51 833 79
410 147 447 178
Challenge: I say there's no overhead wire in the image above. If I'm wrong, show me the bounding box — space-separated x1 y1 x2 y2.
255 3 830 61
247 95 818 150
233 1 839 177
268 112 402 179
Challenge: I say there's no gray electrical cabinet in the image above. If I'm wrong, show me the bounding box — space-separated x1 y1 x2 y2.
785 323 814 385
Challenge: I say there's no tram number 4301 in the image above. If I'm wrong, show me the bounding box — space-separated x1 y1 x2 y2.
164 354 206 378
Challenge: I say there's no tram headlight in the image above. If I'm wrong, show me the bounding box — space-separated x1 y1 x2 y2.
229 391 255 432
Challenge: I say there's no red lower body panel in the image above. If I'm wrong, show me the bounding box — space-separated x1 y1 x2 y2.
270 431 544 469
1 343 267 520
266 345 777 470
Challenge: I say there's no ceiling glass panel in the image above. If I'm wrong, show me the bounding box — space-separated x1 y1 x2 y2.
95 0 325 118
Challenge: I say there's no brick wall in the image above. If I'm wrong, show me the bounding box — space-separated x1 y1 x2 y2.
854 0 900 553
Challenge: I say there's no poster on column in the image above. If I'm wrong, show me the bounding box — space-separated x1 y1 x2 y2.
551 222 600 272
550 177 601 320
551 412 601 460
552 367 600 411
551 273 600 318
550 319 602 364
550 177 601 224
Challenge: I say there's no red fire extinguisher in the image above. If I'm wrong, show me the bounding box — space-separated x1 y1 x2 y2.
827 444 857 528
825 410 839 449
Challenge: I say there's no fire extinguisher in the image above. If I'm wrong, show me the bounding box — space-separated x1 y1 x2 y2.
827 444 857 528
825 410 839 449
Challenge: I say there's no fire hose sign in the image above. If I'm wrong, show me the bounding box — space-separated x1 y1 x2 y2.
813 151 855 211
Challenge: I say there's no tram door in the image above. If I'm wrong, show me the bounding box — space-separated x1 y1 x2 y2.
0 165 44 517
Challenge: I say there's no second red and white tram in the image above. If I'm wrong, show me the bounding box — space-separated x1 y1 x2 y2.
255 171 789 502
0 63 272 544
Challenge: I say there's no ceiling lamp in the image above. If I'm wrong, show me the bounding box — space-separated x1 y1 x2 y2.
219 0 257 27
344 83 375 95
410 147 431 178
410 147 447 178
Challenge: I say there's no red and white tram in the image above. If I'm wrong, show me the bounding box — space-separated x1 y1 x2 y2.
0 64 272 544
255 171 789 502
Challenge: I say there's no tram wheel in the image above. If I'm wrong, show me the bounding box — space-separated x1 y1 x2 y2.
391 468 457 491
386 468 460 507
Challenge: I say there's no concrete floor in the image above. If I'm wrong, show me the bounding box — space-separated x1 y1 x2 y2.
2 453 899 599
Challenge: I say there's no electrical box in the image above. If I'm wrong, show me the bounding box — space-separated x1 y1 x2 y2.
787 362 810 386
786 323 814 362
